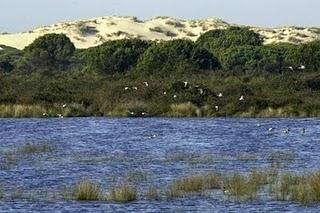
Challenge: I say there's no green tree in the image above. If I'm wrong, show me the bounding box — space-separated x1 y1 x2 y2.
0 45 22 73
196 26 263 53
136 39 220 74
84 39 150 74
23 33 75 71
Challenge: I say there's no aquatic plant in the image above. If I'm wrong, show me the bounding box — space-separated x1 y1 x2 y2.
108 184 137 203
19 142 56 154
166 173 221 199
73 179 102 201
125 170 148 184
145 186 160 200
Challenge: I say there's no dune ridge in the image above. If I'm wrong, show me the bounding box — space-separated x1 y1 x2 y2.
0 16 319 49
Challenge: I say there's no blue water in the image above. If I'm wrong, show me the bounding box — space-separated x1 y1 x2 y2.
0 118 320 212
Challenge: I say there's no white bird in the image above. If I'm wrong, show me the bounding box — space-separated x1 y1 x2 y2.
143 82 149 87
184 81 188 88
199 89 204 95
239 95 244 101
257 124 261 127
124 87 129 91
215 106 219 111
130 112 135 116
163 91 167 95
268 128 274 132
42 113 47 116
141 112 146 116
62 104 67 108
132 87 138 90
299 65 306 70
218 93 223 98
288 66 294 71
173 95 177 99
283 128 290 134
57 114 63 118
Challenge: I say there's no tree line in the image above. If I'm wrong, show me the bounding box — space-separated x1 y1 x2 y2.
1 26 320 75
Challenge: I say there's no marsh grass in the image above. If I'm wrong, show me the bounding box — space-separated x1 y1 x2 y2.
166 173 221 199
223 171 272 201
0 104 47 118
73 179 102 201
165 152 230 165
268 151 296 168
270 171 320 205
237 153 258 162
19 142 56 154
0 151 18 170
167 103 213 117
145 186 160 200
125 170 148 184
108 184 137 203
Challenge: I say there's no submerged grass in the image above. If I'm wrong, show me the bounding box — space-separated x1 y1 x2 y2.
19 142 56 154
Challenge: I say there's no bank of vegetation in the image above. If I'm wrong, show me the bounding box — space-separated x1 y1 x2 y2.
0 27 320 117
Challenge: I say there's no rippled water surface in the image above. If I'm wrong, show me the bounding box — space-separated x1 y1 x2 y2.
0 118 320 212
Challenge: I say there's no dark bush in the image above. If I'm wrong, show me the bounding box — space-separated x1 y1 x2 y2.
23 33 75 71
84 39 150 74
136 39 220 74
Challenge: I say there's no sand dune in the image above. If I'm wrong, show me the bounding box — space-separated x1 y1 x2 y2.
0 16 319 49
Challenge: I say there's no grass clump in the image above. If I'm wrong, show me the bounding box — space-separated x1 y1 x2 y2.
19 142 56 154
108 184 137 203
145 186 160 200
73 179 102 201
166 173 221 199
223 171 270 201
270 171 320 205
125 170 148 183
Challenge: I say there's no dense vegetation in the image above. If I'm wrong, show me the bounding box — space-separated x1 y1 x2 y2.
0 27 319 117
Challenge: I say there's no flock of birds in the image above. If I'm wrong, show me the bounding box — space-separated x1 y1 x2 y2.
256 123 306 134
42 65 305 118
288 65 306 72
122 81 247 116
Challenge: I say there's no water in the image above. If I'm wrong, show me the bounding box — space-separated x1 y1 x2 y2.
0 118 320 212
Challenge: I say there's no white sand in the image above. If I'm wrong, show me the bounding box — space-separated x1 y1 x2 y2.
0 16 319 49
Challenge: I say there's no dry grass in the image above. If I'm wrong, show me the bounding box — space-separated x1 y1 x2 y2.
73 179 102 201
108 184 137 203
166 173 221 198
145 186 160 200
0 104 47 117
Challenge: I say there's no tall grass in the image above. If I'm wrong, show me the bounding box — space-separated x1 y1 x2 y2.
166 173 221 198
145 186 160 200
270 171 320 205
108 184 137 203
0 104 47 118
73 179 102 201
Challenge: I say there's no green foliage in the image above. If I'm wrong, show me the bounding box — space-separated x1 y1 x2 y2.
197 26 263 52
219 46 283 73
22 33 75 71
84 39 150 74
297 40 320 71
136 39 220 74
0 45 22 73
